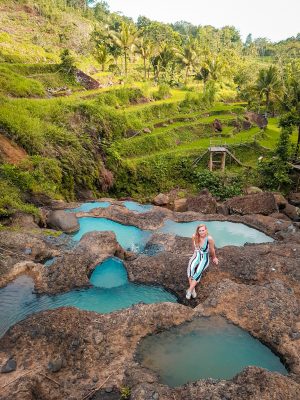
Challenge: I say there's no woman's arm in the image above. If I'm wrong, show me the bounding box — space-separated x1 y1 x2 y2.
208 236 219 265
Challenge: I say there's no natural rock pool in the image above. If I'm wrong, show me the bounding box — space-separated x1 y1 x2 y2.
72 217 152 251
136 316 288 387
72 217 273 251
66 200 153 213
159 219 273 247
0 258 176 338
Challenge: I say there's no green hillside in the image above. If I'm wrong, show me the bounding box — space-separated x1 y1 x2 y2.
0 0 299 217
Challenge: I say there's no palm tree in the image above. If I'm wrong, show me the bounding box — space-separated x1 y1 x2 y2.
110 22 138 76
175 38 199 84
278 62 300 159
94 44 112 71
151 45 175 82
135 37 155 79
255 65 281 113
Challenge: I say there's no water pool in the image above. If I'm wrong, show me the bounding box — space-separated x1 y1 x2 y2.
66 200 152 214
72 217 151 252
122 201 153 213
0 258 176 338
159 219 273 247
136 316 287 386
66 201 111 212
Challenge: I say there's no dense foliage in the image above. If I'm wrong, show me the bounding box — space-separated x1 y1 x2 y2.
0 0 299 216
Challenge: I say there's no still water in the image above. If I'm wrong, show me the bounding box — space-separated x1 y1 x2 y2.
0 258 176 338
158 219 273 247
136 316 287 386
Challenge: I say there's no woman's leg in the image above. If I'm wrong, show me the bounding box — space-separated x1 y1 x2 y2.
187 254 209 298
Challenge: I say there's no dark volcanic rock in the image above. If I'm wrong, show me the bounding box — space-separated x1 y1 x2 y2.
0 231 59 287
288 192 300 206
42 231 124 294
212 118 222 132
283 203 300 221
186 190 217 213
1 358 17 373
153 193 170 206
224 192 278 215
245 111 268 129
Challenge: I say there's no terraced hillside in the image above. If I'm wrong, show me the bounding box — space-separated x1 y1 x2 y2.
108 99 298 198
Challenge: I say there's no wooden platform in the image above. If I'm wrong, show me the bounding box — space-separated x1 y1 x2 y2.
194 146 244 171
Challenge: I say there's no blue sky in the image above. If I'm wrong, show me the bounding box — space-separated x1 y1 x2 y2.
103 0 299 42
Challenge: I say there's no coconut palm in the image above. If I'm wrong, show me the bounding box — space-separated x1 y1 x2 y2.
109 22 138 76
255 65 281 112
278 62 300 159
94 44 113 71
135 37 155 79
175 38 199 84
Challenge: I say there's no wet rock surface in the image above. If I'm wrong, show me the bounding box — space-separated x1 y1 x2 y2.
0 200 299 399
40 231 126 294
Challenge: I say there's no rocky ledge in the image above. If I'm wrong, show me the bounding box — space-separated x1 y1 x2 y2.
0 197 299 399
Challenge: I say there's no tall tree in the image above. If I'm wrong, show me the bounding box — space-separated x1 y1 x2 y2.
175 37 199 83
110 22 138 75
135 37 155 79
278 61 300 159
94 44 112 71
255 65 281 112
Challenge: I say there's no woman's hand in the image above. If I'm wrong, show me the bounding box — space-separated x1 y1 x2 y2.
212 256 219 265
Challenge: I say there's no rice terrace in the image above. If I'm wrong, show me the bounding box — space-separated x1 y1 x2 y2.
0 1 300 399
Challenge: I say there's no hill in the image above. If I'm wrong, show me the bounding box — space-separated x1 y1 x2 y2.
0 0 299 218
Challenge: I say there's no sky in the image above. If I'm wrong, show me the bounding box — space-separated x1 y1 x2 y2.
103 0 300 42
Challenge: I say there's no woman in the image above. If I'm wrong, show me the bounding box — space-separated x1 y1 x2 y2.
186 224 218 299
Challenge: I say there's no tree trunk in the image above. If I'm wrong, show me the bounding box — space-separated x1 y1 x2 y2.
294 124 300 160
185 65 189 85
124 51 128 76
266 90 270 113
143 57 146 80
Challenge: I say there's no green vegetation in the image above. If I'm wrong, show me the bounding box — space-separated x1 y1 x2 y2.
0 0 299 216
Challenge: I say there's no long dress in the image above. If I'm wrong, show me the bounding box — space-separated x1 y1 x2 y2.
187 236 209 282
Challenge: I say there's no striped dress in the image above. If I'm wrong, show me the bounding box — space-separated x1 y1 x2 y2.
187 236 210 282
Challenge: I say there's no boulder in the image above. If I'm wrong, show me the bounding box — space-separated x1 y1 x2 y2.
142 127 152 134
282 204 300 221
74 68 99 90
10 212 40 229
269 212 291 221
46 210 79 233
153 193 170 206
212 118 222 132
288 192 300 206
242 120 252 130
273 193 288 209
125 129 139 138
245 111 268 129
224 192 278 215
244 186 263 195
186 190 217 214
1 358 17 373
173 198 187 212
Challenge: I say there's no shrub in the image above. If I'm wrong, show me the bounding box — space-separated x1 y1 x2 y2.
0 179 38 217
0 65 45 97
257 127 292 192
152 84 171 100
194 170 243 200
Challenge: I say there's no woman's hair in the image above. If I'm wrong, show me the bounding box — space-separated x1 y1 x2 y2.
194 224 208 246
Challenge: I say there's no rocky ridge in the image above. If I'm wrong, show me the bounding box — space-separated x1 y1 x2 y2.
0 193 299 399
